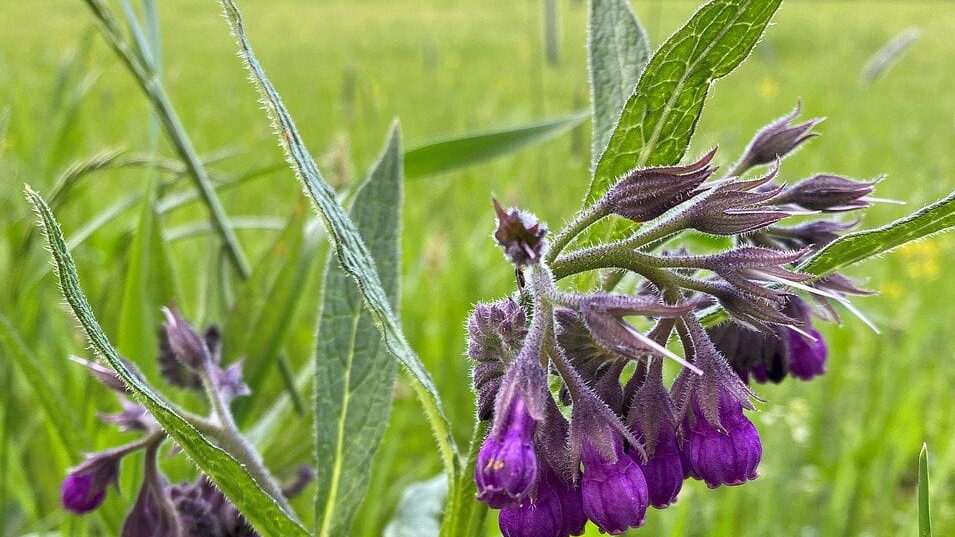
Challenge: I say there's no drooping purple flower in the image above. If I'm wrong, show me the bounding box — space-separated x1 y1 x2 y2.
61 450 124 514
682 389 762 489
604 149 717 223
708 321 789 384
498 466 563 537
476 395 539 507
734 103 823 174
775 174 874 212
785 326 827 380
121 442 181 537
637 426 683 509
627 355 684 510
580 437 649 534
493 199 547 266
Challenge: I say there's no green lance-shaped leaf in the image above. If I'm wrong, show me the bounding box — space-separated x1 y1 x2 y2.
404 111 589 179
919 443 932 537
801 189 955 276
588 0 650 167
217 0 459 475
314 124 403 537
587 0 783 205
25 187 310 537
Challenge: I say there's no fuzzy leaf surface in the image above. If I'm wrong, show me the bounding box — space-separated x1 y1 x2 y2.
314 124 402 537
588 0 650 167
801 189 955 276
587 0 783 204
218 0 458 474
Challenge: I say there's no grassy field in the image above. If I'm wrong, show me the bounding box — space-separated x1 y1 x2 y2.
1 0 954 535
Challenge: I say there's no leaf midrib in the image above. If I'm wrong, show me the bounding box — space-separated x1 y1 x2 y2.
635 0 756 169
318 305 363 537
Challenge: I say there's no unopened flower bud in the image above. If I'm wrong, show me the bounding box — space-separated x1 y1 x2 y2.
61 450 124 514
161 307 212 371
493 200 547 267
468 299 527 420
121 442 180 537
735 103 823 173
605 149 717 222
775 174 874 212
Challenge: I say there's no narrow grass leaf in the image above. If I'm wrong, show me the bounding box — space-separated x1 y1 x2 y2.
314 123 402 537
25 187 310 537
116 176 158 365
404 111 589 179
218 0 459 475
801 189 955 276
588 0 783 204
919 443 932 537
0 313 86 456
588 0 650 167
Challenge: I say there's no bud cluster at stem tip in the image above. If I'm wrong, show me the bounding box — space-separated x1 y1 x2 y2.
469 101 883 535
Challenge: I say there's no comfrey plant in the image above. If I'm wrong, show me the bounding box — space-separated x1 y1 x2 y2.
61 309 313 535
27 0 955 536
468 108 883 535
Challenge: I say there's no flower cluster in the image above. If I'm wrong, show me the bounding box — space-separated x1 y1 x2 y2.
469 103 880 535
61 309 311 536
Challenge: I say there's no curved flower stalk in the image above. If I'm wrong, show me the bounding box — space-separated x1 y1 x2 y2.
62 309 313 536
467 103 884 535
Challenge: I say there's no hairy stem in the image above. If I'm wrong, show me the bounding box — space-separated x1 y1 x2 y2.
199 363 294 516
545 201 609 263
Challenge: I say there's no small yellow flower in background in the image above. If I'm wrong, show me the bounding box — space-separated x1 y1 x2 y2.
883 280 904 300
899 239 942 279
758 76 779 99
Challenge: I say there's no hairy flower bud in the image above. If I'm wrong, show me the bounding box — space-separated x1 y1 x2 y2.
476 395 539 507
468 299 527 420
170 477 257 537
734 103 823 173
605 149 717 222
99 397 153 432
493 200 547 266
70 355 143 393
683 166 790 235
762 219 858 250
581 437 649 534
161 307 212 372
61 450 124 514
211 360 251 403
775 174 874 212
627 363 684 509
682 390 762 488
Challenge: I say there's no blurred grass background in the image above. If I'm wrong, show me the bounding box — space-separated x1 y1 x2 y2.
1 0 954 536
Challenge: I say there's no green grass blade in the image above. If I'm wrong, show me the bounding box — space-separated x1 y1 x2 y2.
218 0 459 475
314 123 403 537
588 0 650 168
0 312 86 456
115 175 159 365
587 0 783 205
24 186 310 537
801 189 955 276
919 443 932 537
403 111 588 179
